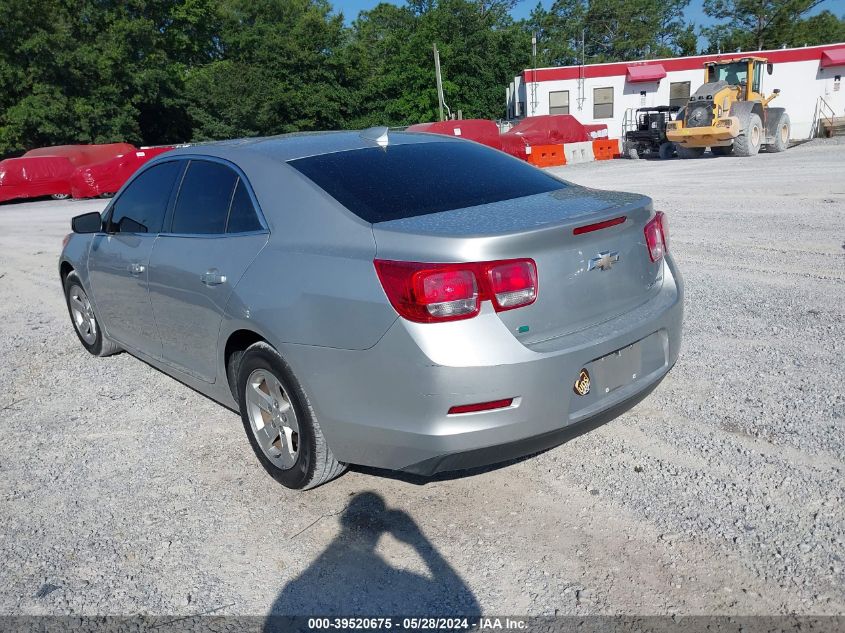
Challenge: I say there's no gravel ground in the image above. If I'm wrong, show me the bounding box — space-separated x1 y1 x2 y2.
0 140 843 618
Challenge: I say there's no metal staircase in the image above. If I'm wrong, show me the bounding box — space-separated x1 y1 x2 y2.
813 96 845 137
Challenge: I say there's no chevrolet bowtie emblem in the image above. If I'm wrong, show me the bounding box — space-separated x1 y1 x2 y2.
588 251 620 271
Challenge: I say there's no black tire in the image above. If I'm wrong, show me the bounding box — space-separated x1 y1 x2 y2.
658 142 674 159
627 146 640 160
235 341 346 490
733 113 762 157
767 112 790 152
63 272 121 357
51 193 70 200
676 144 705 159
711 145 734 156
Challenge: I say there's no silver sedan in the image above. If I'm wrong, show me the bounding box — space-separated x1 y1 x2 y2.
59 129 683 490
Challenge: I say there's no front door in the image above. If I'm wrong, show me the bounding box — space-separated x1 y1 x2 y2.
87 160 183 357
148 159 268 382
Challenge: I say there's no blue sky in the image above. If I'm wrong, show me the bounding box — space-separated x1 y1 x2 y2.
333 0 845 30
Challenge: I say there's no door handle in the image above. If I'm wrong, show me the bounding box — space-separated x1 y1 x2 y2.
128 263 146 275
201 269 227 286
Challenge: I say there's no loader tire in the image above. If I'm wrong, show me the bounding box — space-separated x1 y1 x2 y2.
658 142 675 160
675 144 705 159
767 112 790 153
733 113 762 157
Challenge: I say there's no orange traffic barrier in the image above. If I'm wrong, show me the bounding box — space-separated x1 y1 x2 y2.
592 139 621 160
526 144 566 167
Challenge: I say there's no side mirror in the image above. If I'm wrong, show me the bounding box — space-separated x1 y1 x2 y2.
71 211 103 234
767 63 773 75
773 88 781 94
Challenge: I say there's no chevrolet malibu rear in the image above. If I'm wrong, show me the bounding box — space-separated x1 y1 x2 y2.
59 130 682 490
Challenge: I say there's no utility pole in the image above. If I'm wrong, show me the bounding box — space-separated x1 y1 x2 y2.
433 43 446 121
531 32 537 116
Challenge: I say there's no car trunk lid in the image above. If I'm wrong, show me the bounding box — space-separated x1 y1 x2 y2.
372 185 662 345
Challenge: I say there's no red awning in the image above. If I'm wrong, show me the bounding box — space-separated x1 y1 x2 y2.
626 64 667 83
820 48 845 68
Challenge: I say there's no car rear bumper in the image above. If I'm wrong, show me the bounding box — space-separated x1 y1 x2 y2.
283 256 683 474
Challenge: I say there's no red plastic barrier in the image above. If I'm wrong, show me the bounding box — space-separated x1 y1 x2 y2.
0 156 75 203
593 139 621 160
407 119 503 151
71 147 175 199
526 144 566 168
501 115 608 160
24 143 137 167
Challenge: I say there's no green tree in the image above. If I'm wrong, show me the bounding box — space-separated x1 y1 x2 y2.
185 0 352 139
702 0 827 51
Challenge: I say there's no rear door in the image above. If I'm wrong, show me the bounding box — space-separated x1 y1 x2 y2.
148 159 268 383
87 160 183 357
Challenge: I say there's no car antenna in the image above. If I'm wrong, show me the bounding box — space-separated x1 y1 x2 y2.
360 126 389 148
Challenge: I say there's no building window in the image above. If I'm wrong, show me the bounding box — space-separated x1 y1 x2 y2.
549 90 569 115
593 87 613 119
669 81 691 109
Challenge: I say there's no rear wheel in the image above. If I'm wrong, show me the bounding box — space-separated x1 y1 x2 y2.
63 272 121 357
711 145 734 156
733 113 762 156
767 112 790 152
236 342 346 490
676 144 705 159
658 142 674 160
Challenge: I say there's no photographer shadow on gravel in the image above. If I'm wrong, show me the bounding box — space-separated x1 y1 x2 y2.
263 491 479 627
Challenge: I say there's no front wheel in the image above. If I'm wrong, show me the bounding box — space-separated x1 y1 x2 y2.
236 342 346 490
733 113 763 156
676 144 705 159
63 272 121 356
658 142 675 159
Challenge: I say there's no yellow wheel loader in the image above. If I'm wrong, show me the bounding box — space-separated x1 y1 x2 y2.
666 57 790 158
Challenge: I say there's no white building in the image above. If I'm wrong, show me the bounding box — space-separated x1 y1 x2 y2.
506 43 845 139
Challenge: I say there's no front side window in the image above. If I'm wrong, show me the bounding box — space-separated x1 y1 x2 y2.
171 160 239 234
109 161 182 234
549 90 569 115
593 87 614 119
711 62 747 86
288 141 565 224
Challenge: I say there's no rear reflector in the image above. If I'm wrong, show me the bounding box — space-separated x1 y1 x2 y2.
448 398 514 415
374 258 537 323
644 211 669 262
573 216 626 235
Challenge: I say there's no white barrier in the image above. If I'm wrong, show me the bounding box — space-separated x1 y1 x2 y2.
563 141 595 164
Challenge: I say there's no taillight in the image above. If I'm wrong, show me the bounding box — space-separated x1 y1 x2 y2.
374 258 538 323
644 211 669 262
487 259 537 310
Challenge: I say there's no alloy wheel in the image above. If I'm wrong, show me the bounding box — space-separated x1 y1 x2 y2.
68 284 97 345
245 368 300 469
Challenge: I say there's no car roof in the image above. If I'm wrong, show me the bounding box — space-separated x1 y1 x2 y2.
160 129 458 163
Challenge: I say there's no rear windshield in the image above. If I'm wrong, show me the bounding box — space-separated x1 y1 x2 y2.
288 141 566 223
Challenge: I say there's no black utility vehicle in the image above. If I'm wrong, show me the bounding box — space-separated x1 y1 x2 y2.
624 106 680 159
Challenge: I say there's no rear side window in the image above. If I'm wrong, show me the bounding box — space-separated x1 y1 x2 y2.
109 161 181 233
288 141 565 223
171 160 239 234
226 179 263 233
